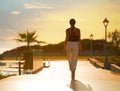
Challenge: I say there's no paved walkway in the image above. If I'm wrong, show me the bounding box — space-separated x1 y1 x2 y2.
0 59 120 91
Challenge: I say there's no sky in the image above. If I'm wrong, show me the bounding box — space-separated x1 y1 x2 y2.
0 0 120 54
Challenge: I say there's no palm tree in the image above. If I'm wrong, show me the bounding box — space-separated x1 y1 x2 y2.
16 30 46 70
16 30 38 70
16 30 37 49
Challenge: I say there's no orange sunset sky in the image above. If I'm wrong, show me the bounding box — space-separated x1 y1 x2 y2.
0 0 120 53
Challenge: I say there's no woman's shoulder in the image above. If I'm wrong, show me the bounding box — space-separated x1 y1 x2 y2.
74 27 80 33
66 27 71 30
75 27 80 30
66 28 71 32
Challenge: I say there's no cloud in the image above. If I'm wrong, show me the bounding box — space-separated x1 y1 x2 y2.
10 11 21 15
24 3 54 9
6 29 14 32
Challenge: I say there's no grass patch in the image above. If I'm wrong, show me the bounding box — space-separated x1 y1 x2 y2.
0 74 16 80
4 56 90 60
0 75 11 80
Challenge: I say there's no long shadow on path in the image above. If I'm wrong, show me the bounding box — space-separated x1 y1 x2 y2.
69 80 94 91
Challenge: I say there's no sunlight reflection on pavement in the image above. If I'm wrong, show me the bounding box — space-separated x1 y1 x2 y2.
0 60 120 91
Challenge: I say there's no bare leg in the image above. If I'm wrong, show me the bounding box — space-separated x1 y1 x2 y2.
71 69 75 80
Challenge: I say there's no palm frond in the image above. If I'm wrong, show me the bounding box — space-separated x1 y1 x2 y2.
19 33 26 39
15 39 24 42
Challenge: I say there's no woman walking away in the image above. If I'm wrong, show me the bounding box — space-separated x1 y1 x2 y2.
63 18 82 80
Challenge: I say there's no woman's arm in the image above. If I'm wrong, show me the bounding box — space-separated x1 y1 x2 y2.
78 29 82 51
63 29 69 52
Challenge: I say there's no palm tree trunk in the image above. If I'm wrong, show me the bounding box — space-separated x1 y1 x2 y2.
27 41 30 50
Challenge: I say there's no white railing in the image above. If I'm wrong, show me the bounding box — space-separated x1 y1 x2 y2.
0 60 25 75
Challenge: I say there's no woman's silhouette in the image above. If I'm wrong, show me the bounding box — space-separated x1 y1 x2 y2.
63 18 82 80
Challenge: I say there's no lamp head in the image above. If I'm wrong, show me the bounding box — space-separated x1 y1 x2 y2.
103 18 109 27
90 34 94 39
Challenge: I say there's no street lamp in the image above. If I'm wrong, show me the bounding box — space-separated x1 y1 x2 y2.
103 18 109 69
90 34 94 58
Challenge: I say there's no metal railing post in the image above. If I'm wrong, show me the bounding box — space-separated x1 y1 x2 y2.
18 62 21 75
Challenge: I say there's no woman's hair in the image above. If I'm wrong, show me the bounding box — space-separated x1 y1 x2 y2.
69 18 76 25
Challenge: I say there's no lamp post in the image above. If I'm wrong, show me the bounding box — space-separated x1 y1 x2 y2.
90 34 94 58
103 18 109 69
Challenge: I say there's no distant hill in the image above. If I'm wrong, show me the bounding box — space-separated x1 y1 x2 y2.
0 41 65 58
0 39 105 59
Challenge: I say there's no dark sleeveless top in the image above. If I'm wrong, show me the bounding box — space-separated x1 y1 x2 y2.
68 28 79 42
